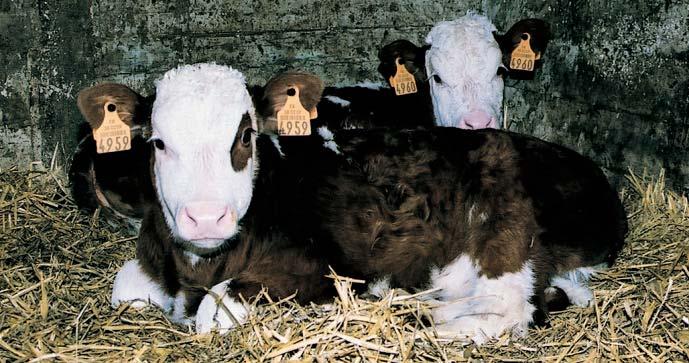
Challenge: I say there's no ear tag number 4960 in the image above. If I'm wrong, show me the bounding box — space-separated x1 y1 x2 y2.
389 57 417 96
510 33 540 72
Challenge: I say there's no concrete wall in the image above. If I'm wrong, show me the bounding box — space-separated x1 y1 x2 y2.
1 0 687 191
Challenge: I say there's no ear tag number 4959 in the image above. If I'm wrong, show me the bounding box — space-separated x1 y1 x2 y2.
93 103 132 154
277 87 314 136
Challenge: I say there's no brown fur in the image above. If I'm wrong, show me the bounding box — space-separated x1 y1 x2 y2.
231 113 254 171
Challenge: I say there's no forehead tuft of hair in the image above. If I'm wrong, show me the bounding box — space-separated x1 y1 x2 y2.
425 13 501 79
152 63 254 136
155 63 248 103
426 13 497 48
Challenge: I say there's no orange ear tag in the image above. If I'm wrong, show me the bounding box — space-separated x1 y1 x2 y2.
92 103 132 153
388 57 418 96
277 87 313 136
509 33 538 72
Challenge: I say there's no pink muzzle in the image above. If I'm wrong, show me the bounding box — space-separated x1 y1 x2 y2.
177 201 237 240
458 110 498 130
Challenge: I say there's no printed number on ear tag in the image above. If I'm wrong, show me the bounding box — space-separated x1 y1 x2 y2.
277 87 314 136
389 57 417 96
93 103 132 154
509 33 538 72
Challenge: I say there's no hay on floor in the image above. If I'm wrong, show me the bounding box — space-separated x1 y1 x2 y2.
1 163 688 362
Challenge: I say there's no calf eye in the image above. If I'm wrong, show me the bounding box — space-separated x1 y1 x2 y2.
432 74 443 84
241 128 255 147
153 139 165 151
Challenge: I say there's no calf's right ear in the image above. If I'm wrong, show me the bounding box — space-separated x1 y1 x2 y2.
377 39 428 83
257 71 324 134
77 83 150 131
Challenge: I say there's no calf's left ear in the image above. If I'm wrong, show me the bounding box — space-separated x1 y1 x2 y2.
494 19 551 74
257 71 324 134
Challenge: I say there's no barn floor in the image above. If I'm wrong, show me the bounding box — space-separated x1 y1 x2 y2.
1 163 688 362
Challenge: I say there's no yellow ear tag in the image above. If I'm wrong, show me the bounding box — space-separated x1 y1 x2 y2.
93 102 132 154
510 33 538 72
277 87 312 136
388 57 418 96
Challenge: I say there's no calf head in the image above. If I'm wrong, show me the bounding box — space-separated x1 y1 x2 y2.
145 64 261 252
377 14 549 130
75 65 325 254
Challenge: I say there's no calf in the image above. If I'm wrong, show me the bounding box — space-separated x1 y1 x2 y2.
76 63 626 343
376 14 550 129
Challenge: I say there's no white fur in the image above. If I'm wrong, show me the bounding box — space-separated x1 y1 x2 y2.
170 291 194 325
425 13 504 127
550 265 604 307
195 279 249 334
151 63 258 250
184 250 202 267
317 126 341 155
111 259 172 311
351 81 385 90
270 135 285 157
323 95 351 107
366 276 391 297
429 255 535 344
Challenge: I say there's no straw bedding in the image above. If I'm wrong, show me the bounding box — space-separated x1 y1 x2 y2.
1 163 687 362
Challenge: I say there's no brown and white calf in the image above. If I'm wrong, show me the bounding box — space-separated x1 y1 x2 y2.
76 63 626 343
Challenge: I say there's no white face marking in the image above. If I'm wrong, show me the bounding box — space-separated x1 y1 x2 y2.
323 95 351 107
111 259 172 311
151 64 258 251
429 255 536 344
195 279 248 334
425 14 504 129
317 126 341 154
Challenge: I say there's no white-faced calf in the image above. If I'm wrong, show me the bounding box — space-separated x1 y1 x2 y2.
75 63 626 343
375 14 550 129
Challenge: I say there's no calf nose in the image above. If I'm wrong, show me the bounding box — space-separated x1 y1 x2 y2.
459 111 498 130
177 202 237 240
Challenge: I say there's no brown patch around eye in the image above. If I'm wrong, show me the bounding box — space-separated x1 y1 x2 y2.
231 113 253 171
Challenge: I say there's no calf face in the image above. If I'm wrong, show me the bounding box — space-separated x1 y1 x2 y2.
378 14 550 129
149 64 258 251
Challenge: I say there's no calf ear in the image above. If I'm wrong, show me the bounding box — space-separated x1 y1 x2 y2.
377 39 428 83
76 83 149 131
258 71 324 134
495 19 551 73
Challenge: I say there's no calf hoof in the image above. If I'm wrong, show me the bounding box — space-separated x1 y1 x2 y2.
195 279 248 334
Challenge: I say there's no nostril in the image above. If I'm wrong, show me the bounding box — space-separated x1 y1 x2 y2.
184 208 198 225
216 207 229 224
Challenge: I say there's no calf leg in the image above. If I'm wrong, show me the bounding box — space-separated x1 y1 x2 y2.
429 255 538 345
192 247 332 334
111 259 173 311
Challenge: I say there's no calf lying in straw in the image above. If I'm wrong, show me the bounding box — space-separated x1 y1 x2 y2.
74 63 627 343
